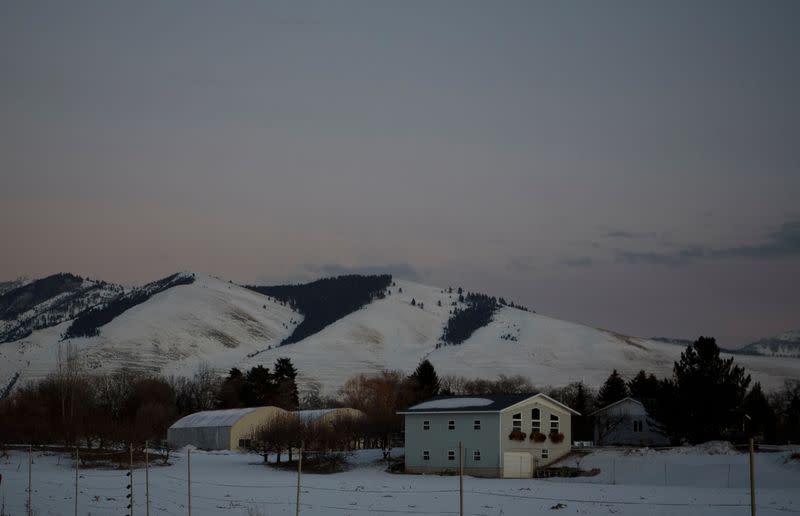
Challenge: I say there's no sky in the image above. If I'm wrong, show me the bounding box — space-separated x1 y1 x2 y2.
1 1 798 347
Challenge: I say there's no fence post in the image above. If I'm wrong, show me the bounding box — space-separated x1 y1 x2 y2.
129 444 134 516
612 458 615 485
295 442 303 516
27 445 32 516
74 447 79 516
664 462 667 487
749 438 756 516
145 440 150 516
459 441 464 516
187 448 192 516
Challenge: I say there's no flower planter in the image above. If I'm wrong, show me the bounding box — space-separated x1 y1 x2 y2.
530 432 547 443
549 432 565 444
508 430 527 441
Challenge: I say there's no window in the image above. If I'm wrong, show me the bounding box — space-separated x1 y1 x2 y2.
531 408 541 433
238 439 252 448
550 414 560 433
633 420 643 432
448 450 455 461
512 412 522 431
423 420 430 431
448 420 455 430
473 419 481 430
541 449 549 459
423 450 430 461
473 450 481 462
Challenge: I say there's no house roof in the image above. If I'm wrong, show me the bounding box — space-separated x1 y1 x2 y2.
398 393 580 415
588 397 643 417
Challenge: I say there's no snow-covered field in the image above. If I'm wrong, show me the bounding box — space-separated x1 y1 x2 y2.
1 446 798 516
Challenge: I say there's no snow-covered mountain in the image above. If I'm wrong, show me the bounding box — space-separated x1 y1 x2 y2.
0 273 798 396
738 330 800 358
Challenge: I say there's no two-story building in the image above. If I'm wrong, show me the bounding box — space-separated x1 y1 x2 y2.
590 397 668 446
399 393 580 478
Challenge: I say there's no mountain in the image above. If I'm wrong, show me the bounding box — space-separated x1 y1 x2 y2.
0 272 798 396
738 330 800 358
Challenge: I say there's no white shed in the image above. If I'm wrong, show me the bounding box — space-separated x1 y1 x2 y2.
168 406 288 451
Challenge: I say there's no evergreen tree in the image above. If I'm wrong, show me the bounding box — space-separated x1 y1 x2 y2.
408 359 440 403
411 298 416 306
742 382 775 441
274 357 299 410
628 370 660 403
241 366 275 407
596 369 629 408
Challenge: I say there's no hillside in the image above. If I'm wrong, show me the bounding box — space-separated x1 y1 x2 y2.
738 330 800 358
0 273 798 396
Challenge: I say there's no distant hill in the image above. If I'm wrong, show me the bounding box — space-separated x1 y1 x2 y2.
737 330 800 358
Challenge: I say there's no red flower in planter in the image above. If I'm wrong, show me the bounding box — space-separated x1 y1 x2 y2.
530 432 547 443
549 432 565 444
508 429 527 441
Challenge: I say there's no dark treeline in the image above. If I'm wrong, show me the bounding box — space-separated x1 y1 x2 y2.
217 358 299 409
0 273 85 320
63 273 195 339
247 274 392 345
439 292 499 346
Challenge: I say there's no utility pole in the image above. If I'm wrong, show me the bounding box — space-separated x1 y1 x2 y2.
749 438 756 516
295 442 303 516
145 440 150 516
459 444 465 516
187 448 192 516
74 447 79 516
127 444 134 516
27 445 32 516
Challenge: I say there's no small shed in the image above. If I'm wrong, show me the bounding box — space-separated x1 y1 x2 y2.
168 406 287 451
590 397 668 446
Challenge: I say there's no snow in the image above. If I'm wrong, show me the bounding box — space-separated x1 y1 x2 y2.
170 408 261 429
410 398 494 410
1 446 798 515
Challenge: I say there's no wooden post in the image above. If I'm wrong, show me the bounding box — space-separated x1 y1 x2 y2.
74 447 79 516
187 448 192 516
459 441 464 516
295 443 303 516
145 441 150 516
749 438 756 516
129 444 134 516
27 445 32 516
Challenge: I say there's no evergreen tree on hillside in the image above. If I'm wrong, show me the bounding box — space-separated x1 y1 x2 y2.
408 359 440 403
274 357 299 410
596 370 629 408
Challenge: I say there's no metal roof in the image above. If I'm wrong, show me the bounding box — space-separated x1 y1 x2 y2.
169 407 262 429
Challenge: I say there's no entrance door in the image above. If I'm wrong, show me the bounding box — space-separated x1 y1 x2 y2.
503 452 532 478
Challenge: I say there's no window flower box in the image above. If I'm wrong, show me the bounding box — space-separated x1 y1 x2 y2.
549 432 565 444
530 431 547 443
508 429 527 441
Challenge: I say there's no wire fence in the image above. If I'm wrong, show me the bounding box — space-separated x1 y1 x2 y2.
1 445 799 516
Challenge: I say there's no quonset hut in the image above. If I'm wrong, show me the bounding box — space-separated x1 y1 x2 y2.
168 406 287 451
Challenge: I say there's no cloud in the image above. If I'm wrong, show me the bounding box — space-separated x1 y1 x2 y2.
562 257 593 268
614 219 800 266
303 263 424 281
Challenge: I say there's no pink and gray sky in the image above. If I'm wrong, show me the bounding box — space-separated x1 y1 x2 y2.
1 1 798 347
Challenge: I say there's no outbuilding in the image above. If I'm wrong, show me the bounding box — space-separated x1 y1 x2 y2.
590 397 668 446
168 406 288 451
399 393 580 478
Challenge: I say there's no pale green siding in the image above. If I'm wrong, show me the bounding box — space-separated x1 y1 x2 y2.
404 413 501 477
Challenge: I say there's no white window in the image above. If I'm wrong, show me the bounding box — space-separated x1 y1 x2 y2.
473 450 481 462
541 449 549 459
512 412 522 431
448 420 455 430
531 408 541 433
473 419 481 430
423 420 430 431
550 414 560 433
448 450 455 461
423 450 430 461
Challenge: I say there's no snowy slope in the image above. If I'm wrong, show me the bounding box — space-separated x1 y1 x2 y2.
738 330 800 358
1 277 798 396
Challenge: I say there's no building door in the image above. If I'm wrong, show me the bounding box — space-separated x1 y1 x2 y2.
503 452 532 478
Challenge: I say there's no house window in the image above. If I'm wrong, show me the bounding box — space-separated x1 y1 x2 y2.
541 449 549 459
531 408 541 433
512 412 522 431
238 439 251 448
448 420 455 430
633 420 643 432
448 450 455 461
473 450 481 461
550 414 560 433
423 420 430 431
473 419 481 430
423 450 430 461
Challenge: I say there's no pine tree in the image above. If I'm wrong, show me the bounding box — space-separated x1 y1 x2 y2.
274 358 299 410
628 370 660 403
742 382 775 441
597 369 629 408
408 359 440 403
411 298 416 306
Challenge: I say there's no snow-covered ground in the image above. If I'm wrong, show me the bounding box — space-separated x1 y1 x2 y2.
1 446 798 516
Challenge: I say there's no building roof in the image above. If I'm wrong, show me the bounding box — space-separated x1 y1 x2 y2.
295 409 336 423
169 407 263 429
588 397 643 417
399 393 580 415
